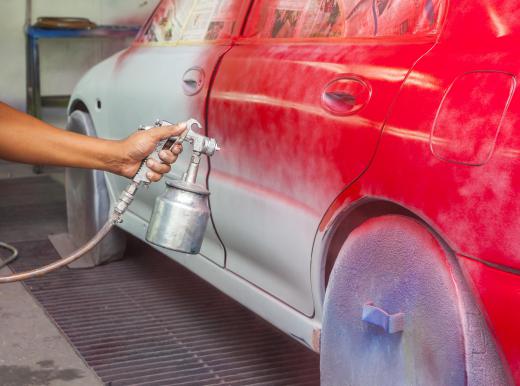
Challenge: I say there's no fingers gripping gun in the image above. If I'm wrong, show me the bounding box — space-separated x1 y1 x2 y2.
132 119 220 185
0 119 219 283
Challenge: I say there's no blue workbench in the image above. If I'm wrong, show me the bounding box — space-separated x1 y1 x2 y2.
25 25 139 118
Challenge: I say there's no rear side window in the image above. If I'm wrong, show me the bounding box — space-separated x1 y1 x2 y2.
138 0 242 44
375 0 441 35
244 0 444 39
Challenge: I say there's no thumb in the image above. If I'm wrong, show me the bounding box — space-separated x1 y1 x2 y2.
150 122 188 141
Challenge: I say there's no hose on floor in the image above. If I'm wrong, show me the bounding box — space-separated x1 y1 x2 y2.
0 182 139 284
0 242 19 269
0 219 115 283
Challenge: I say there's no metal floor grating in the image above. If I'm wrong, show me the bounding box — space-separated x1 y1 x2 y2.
1 176 320 386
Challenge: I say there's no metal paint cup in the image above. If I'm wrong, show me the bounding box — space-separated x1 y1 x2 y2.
146 180 210 254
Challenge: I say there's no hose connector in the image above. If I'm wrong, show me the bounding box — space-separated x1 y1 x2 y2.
113 181 140 223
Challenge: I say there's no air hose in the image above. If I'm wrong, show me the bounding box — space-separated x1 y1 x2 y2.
0 182 139 284
0 242 19 269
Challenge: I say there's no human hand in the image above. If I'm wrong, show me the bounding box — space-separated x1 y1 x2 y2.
114 123 186 181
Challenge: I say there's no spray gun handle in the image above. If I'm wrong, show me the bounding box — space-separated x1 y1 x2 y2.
132 120 177 185
131 118 218 186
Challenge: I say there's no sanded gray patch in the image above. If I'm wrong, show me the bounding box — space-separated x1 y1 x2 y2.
0 364 83 386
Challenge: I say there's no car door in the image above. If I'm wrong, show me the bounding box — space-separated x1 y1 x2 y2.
100 0 249 266
207 0 446 315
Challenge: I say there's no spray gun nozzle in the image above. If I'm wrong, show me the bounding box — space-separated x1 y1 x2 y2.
186 118 202 131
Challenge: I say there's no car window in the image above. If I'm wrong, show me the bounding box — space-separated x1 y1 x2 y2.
375 0 443 36
139 0 242 44
244 0 444 39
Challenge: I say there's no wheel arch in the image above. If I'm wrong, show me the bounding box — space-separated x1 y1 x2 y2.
321 199 443 288
62 108 127 268
317 203 513 385
68 98 90 116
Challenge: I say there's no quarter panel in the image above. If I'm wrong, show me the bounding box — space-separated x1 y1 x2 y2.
360 39 520 271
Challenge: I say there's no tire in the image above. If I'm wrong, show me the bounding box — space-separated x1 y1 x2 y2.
64 110 126 268
321 215 510 386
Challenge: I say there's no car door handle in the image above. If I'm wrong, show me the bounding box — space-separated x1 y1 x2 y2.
183 79 198 87
321 76 371 116
182 67 205 96
323 91 357 105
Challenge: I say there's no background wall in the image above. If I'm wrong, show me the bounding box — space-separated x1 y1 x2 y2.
0 0 160 111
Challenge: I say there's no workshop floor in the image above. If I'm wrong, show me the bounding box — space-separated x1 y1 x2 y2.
0 164 101 385
0 265 103 386
1 107 97 384
0 164 320 385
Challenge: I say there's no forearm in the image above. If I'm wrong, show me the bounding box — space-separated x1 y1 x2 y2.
0 103 122 173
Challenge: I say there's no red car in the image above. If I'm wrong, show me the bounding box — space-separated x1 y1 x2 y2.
68 0 520 384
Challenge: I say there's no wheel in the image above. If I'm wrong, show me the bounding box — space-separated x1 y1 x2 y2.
60 110 126 268
321 215 510 386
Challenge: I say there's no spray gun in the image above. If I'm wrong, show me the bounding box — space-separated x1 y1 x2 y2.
0 119 219 283
116 118 220 254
